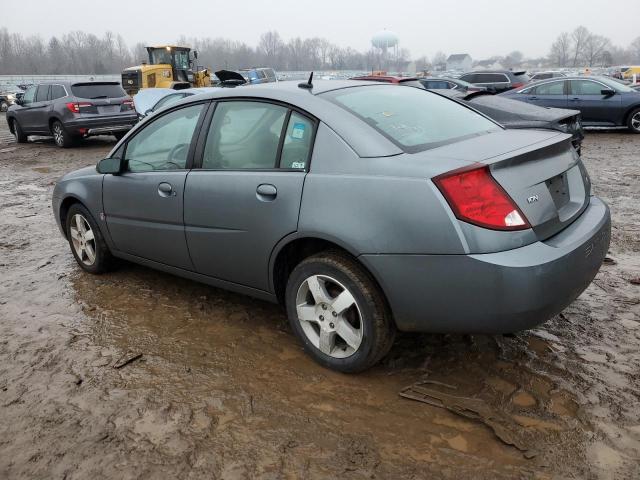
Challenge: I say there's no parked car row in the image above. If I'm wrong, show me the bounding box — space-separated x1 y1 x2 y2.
501 76 640 133
52 80 610 372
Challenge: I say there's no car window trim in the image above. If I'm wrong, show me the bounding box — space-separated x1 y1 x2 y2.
192 97 318 172
117 100 211 173
519 79 568 95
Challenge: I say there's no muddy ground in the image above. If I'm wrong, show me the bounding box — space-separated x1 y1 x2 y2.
0 119 638 480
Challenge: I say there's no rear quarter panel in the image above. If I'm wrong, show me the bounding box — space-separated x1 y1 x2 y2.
298 123 467 255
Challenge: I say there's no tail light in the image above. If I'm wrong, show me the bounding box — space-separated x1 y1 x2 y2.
65 102 92 114
511 82 525 90
122 99 134 109
433 164 530 231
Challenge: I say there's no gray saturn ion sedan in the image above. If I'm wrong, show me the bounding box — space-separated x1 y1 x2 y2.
52 81 611 372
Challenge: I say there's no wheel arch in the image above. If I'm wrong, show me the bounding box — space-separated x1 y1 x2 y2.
58 195 85 239
269 233 392 314
48 115 65 133
623 104 640 128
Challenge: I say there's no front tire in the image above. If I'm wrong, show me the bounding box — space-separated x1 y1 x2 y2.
285 251 395 373
52 120 75 148
12 119 28 143
65 203 114 274
0 101 8 112
628 108 640 134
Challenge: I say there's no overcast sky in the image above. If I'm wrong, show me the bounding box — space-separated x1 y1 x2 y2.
9 0 640 59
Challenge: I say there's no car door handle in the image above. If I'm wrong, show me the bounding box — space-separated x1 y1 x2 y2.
256 183 277 201
527 96 539 100
157 182 175 197
570 97 580 101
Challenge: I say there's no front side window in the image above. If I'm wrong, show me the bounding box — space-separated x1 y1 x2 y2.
35 85 49 102
534 81 565 95
21 86 36 105
571 80 606 95
202 101 287 169
324 85 500 153
125 103 204 172
174 50 189 70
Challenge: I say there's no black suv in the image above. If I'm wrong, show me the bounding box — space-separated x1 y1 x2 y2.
458 70 530 93
6 81 138 148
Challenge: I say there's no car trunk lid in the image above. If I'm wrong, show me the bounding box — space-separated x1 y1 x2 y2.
479 132 589 240
428 129 590 240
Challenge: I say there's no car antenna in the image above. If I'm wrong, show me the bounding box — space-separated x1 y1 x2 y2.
298 72 314 89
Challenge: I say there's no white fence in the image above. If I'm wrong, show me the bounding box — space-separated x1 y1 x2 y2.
0 74 120 90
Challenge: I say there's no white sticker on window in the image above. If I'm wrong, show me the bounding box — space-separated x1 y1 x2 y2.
291 161 305 169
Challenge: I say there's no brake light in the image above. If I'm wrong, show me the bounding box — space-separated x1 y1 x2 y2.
123 99 134 107
65 102 92 113
511 82 525 89
433 164 530 231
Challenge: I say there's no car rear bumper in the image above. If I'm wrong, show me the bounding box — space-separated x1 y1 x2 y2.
64 115 138 136
360 196 610 334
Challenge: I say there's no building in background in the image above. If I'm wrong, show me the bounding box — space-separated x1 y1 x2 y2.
446 54 473 71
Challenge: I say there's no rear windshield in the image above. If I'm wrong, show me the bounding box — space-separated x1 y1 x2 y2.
323 85 500 153
71 83 126 99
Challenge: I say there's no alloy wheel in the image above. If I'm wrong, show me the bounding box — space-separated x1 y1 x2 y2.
295 274 364 358
69 214 96 266
53 124 64 146
632 112 640 132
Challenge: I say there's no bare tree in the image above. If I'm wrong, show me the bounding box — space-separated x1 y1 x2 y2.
571 26 590 67
549 32 572 67
583 33 610 66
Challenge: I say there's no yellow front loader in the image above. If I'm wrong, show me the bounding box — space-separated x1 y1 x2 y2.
121 45 211 95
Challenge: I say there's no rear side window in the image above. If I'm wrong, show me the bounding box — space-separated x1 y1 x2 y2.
459 74 477 83
202 101 287 169
71 83 126 99
35 85 49 102
50 85 66 100
280 112 314 169
324 85 500 153
476 73 509 83
534 81 565 95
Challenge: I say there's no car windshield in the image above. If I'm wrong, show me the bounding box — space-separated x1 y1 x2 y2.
323 85 500 153
70 83 126 99
599 77 636 93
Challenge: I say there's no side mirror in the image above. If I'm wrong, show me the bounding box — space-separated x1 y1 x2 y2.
601 89 615 97
96 157 122 175
144 109 153 116
193 50 198 59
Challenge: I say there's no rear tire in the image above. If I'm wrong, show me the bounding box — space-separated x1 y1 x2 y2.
0 101 8 112
12 119 28 143
65 203 114 274
52 120 75 148
285 251 395 373
628 108 640 134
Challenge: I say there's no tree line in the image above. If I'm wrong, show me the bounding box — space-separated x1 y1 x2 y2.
0 26 639 76
549 26 640 68
0 28 410 75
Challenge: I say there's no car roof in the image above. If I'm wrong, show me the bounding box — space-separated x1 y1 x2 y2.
159 80 407 157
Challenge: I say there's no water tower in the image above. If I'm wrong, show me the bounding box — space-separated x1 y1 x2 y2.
371 30 399 71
